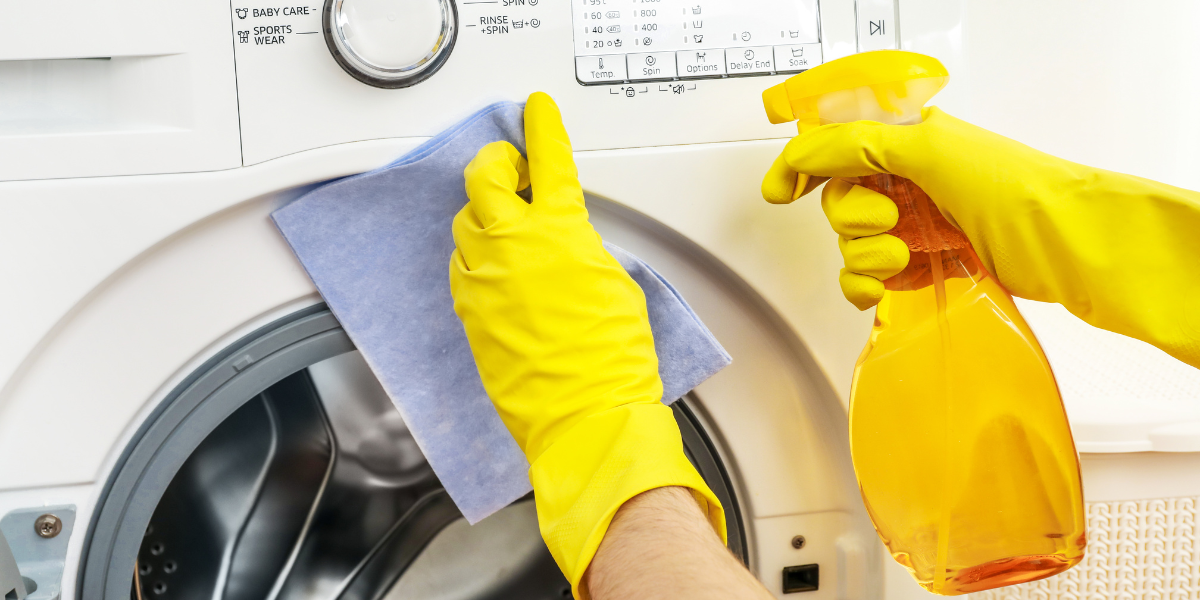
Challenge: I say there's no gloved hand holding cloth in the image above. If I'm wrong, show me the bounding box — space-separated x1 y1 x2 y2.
764 106 1200 369
450 92 726 597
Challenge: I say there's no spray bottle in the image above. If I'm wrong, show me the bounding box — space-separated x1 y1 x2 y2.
763 51 1086 594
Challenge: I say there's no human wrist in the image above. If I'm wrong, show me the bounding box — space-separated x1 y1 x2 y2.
529 403 724 596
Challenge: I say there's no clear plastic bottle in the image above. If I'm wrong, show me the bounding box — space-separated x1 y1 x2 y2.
763 51 1086 595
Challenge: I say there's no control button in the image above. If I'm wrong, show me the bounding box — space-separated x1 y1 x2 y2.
323 0 458 88
677 49 726 78
626 52 677 81
576 55 628 84
725 46 774 75
774 44 822 73
855 0 897 51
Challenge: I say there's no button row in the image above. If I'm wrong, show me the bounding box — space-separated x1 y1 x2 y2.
576 44 822 84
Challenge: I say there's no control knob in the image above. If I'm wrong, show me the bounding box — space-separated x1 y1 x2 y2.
323 0 457 88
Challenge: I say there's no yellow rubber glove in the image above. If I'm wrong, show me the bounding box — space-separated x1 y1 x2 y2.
764 106 1200 369
450 92 725 597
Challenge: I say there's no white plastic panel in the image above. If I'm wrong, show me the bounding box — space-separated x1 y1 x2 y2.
577 142 873 403
752 512 871 599
1080 453 1200 503
0 0 241 181
0 139 423 430
1016 299 1200 453
229 0 879 164
0 57 188 136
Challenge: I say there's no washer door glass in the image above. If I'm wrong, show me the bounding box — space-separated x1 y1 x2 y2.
82 308 744 600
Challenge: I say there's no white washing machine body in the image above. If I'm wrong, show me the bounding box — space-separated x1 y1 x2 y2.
1 0 1199 599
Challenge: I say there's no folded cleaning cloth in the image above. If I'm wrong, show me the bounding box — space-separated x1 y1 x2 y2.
272 102 731 524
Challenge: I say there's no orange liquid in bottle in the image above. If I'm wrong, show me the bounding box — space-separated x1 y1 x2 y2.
849 174 1086 595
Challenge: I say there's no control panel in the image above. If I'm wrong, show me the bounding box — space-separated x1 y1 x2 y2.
0 0 968 180
571 0 822 84
223 0 854 164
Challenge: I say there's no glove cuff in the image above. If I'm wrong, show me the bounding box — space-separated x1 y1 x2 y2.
528 402 726 599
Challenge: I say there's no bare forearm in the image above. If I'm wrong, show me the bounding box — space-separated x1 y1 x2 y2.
583 486 774 600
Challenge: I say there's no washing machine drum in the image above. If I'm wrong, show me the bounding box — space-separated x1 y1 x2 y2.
80 308 745 600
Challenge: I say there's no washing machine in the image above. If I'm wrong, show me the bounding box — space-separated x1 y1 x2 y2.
2 0 1199 599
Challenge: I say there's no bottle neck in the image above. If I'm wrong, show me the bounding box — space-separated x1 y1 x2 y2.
851 174 983 291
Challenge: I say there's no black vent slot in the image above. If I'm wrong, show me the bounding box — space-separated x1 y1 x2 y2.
782 564 819 593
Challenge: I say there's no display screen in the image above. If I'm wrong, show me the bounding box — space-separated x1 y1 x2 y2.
572 0 822 84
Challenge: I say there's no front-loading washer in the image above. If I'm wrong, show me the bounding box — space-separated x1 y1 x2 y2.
3 0 926 597
3 0 1199 599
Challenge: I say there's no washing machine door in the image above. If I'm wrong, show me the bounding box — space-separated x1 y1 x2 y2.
79 307 746 600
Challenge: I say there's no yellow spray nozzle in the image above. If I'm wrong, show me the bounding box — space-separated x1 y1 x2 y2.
763 50 949 127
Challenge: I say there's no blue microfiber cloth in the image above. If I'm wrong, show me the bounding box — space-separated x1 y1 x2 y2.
271 102 731 524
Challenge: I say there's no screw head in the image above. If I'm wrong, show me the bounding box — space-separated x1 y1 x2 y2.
791 535 806 549
35 514 62 538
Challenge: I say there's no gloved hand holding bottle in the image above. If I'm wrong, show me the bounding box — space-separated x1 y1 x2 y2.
763 80 1200 369
760 52 1092 594
450 93 767 600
